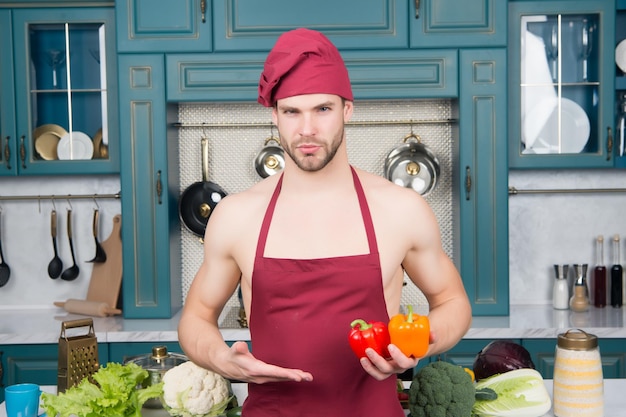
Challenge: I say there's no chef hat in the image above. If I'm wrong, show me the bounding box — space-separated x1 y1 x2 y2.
258 28 353 107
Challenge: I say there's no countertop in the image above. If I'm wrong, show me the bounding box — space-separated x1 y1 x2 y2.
0 304 624 345
1 380 625 417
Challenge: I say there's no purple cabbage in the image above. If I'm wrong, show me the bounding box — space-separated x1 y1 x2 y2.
472 340 536 381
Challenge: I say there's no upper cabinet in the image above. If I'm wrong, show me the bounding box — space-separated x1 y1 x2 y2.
508 0 616 169
411 0 507 48
0 6 119 176
116 0 212 53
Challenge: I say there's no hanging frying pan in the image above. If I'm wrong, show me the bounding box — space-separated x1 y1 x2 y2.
384 133 440 196
179 137 227 237
254 136 285 178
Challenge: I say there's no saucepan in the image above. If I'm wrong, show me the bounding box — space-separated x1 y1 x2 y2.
254 136 285 178
384 133 440 196
179 137 228 237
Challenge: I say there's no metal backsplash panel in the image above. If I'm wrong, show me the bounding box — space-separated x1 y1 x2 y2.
178 100 454 325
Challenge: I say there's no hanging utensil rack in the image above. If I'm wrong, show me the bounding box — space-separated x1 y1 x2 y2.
172 118 457 129
0 192 120 202
509 186 626 195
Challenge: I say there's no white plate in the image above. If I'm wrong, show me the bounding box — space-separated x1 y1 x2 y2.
57 131 94 160
616 39 626 73
525 97 590 154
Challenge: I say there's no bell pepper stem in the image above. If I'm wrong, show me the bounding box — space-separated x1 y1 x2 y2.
350 319 372 330
406 305 414 323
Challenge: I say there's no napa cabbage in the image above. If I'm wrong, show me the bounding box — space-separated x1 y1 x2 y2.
471 368 551 417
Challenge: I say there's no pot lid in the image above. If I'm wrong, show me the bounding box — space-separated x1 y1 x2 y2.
125 345 188 370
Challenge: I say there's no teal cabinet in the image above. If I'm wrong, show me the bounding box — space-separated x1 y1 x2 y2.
0 10 15 174
411 0 507 48
458 49 509 316
522 338 626 378
508 0 616 169
615 1 626 167
118 54 183 318
0 343 109 403
166 49 458 102
212 0 409 52
0 6 119 176
116 0 212 53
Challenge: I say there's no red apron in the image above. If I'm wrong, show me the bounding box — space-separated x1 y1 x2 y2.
242 167 404 417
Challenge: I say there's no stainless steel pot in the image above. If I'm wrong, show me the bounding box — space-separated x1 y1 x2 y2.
384 134 440 196
254 137 285 178
124 345 188 408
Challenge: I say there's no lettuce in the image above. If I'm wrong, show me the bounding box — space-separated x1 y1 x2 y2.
471 368 552 417
41 362 163 417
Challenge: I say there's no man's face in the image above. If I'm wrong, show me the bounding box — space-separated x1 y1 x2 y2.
272 94 353 172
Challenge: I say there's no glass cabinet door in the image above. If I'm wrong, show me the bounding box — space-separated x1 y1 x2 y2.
11 8 118 175
509 1 615 168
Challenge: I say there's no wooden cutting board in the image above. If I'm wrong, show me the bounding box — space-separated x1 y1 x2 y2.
85 214 122 308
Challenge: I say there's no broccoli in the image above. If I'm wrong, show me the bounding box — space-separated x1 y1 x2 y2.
409 361 478 417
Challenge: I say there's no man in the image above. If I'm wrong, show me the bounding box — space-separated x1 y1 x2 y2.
178 28 471 416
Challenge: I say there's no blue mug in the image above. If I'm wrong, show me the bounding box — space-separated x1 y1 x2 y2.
4 383 45 417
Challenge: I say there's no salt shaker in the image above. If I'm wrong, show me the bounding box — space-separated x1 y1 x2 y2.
553 329 603 417
553 264 569 310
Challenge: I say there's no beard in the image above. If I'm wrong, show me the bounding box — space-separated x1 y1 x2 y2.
281 128 345 172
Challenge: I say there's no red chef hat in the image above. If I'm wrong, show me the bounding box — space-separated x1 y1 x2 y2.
258 28 353 107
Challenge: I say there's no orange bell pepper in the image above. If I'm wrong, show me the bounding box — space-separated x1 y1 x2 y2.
388 305 430 358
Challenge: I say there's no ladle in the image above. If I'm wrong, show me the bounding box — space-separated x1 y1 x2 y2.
0 210 10 287
87 209 106 263
61 209 79 281
47 209 63 279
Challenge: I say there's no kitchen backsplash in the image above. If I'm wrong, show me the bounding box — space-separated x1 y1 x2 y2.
177 100 455 318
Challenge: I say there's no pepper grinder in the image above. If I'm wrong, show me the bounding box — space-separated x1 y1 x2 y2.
553 265 569 310
570 264 589 312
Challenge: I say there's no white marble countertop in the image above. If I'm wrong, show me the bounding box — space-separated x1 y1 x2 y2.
0 304 624 345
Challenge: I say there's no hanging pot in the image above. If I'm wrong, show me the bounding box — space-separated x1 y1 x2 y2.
254 136 285 178
179 137 228 237
384 133 440 196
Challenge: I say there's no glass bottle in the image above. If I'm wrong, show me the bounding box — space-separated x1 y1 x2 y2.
593 235 606 307
611 234 623 307
553 329 603 417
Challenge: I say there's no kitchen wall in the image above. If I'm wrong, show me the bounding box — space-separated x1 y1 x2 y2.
2 101 625 315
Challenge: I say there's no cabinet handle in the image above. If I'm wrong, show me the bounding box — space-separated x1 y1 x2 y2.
414 0 420 18
465 166 472 201
19 135 26 169
200 0 206 23
3 136 10 170
606 126 612 161
156 170 163 205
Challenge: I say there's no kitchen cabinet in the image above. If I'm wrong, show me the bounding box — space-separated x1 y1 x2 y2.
410 0 507 48
166 49 458 102
508 0 616 169
212 0 409 52
0 343 109 403
0 6 119 176
118 54 183 319
458 49 509 315
522 338 626 379
615 0 626 167
115 0 212 53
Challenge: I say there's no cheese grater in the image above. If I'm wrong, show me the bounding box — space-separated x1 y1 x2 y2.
57 318 100 392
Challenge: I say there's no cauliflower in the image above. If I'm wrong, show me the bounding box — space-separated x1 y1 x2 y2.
162 361 232 417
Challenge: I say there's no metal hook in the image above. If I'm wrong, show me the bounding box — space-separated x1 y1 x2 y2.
51 195 57 211
38 195 42 214
93 195 100 210
201 122 208 139
66 197 73 210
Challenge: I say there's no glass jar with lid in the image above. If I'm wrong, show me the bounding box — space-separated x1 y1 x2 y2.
553 329 603 417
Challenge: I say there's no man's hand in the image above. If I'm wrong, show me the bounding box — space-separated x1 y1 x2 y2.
359 344 420 381
225 341 314 384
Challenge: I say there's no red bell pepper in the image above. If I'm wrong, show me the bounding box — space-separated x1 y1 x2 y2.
348 319 391 359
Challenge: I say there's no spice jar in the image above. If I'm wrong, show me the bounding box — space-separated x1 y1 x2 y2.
553 329 603 417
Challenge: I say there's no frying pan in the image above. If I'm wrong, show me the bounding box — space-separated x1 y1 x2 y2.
254 136 285 178
384 133 440 196
179 137 227 237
